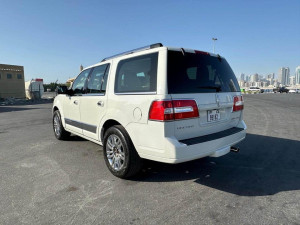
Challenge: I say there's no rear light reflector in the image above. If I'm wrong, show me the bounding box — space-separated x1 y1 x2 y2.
233 96 244 111
149 99 199 121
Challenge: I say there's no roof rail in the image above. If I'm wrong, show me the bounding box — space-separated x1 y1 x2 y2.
101 43 163 62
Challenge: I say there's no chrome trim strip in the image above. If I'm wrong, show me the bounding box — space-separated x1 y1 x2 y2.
115 91 157 95
65 118 97 134
81 93 105 96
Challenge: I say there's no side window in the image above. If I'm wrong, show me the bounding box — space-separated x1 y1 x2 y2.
115 53 158 93
72 69 91 94
87 64 110 94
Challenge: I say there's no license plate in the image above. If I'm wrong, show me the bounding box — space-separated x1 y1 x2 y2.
207 109 220 122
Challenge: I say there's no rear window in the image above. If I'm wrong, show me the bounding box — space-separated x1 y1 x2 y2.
167 51 240 93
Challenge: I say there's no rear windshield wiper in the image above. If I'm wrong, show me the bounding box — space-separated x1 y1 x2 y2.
196 86 222 92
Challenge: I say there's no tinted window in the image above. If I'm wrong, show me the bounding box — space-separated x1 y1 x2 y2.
7 74 12 79
87 64 110 94
72 69 91 94
167 51 240 93
115 53 158 93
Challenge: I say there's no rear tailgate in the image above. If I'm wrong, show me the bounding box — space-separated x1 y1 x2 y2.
167 49 242 140
170 92 241 140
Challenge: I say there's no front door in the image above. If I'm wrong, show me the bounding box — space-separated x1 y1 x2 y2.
63 68 91 135
80 64 110 141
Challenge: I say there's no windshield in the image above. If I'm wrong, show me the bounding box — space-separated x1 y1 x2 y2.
167 50 240 93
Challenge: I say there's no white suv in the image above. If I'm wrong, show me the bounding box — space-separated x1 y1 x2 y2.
53 43 247 178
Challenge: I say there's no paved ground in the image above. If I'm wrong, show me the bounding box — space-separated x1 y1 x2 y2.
0 94 299 225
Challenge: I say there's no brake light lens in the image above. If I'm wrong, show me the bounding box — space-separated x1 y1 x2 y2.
233 96 244 111
149 100 199 121
194 50 210 55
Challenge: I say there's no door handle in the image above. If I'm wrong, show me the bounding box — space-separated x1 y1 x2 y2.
73 100 78 105
97 101 104 107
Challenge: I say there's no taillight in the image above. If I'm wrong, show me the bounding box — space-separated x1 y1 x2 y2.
148 100 174 121
233 96 244 112
149 100 199 121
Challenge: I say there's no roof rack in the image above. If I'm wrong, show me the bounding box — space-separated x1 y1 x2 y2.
101 43 163 62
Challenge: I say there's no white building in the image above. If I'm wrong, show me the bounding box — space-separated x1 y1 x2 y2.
278 67 290 86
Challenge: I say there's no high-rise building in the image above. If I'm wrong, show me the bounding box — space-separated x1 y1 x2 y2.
240 73 245 81
245 75 250 82
296 66 300 85
290 76 295 86
267 73 275 79
250 73 258 82
278 67 290 86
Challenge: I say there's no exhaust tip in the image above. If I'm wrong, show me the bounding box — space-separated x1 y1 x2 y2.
230 146 240 153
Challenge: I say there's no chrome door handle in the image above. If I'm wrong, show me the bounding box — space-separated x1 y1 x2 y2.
73 100 78 105
97 101 104 107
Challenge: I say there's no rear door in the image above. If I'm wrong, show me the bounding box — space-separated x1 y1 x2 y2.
167 50 241 140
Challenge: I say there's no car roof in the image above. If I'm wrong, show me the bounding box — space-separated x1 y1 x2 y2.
82 43 223 71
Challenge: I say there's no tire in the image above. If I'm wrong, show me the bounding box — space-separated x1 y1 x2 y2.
103 125 142 178
53 110 71 140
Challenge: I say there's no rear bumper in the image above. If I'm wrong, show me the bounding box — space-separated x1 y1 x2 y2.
138 120 247 163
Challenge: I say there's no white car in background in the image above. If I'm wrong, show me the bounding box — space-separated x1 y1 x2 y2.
248 86 261 93
289 89 300 93
52 43 247 178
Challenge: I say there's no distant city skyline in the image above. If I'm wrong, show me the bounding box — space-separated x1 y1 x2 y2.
0 1 299 83
239 65 300 88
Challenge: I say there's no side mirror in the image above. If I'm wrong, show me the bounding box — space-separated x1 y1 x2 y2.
56 86 70 95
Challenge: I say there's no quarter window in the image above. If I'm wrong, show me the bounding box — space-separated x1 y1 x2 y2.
71 69 91 94
115 53 158 93
87 64 110 94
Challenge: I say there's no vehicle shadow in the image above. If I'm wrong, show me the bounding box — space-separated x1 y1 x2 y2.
135 134 300 196
0 107 41 113
64 135 88 142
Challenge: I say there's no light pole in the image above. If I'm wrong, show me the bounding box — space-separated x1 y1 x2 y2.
212 38 217 53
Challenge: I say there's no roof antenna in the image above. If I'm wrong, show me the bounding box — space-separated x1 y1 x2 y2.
181 48 186 56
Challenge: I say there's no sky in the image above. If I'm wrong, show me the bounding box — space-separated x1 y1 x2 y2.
0 0 299 83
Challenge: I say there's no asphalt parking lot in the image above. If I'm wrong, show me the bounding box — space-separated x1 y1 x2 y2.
0 94 299 225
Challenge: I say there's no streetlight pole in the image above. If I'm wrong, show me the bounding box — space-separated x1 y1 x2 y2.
212 38 217 53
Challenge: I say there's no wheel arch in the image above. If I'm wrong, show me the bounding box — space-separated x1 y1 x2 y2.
53 106 59 113
100 119 122 142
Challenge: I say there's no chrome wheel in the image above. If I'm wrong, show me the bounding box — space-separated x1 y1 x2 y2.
106 134 125 171
53 114 61 136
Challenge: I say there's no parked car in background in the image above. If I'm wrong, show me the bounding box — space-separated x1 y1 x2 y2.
52 43 247 178
288 89 300 93
263 89 274 93
273 87 289 93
